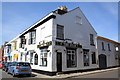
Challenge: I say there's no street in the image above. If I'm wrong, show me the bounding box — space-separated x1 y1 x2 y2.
1 67 120 80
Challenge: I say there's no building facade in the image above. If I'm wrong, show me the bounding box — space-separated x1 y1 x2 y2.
3 7 120 74
0 45 4 62
97 36 120 69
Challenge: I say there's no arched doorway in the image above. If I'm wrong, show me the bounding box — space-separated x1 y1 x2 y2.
99 54 107 69
34 54 38 65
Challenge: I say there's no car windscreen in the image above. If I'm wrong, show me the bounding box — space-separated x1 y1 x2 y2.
17 63 30 66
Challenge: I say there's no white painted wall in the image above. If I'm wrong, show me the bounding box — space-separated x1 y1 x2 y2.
52 7 98 72
97 38 119 67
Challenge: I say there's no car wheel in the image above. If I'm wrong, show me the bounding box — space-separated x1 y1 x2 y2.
5 69 8 72
28 74 31 77
7 70 10 74
12 71 16 77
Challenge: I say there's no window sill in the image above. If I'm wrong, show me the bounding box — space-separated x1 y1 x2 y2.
102 49 105 51
92 63 96 64
56 38 64 40
28 43 36 45
67 66 77 68
39 65 47 67
90 44 95 46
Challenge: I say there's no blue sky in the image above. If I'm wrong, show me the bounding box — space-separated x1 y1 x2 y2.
1 2 118 45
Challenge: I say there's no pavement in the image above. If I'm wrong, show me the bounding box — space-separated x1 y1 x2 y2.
32 67 120 79
1 67 120 79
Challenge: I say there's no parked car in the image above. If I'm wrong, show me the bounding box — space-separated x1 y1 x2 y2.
7 62 32 77
0 61 5 69
3 62 12 72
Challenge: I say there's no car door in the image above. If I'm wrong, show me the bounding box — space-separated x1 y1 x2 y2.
8 63 12 73
10 62 15 73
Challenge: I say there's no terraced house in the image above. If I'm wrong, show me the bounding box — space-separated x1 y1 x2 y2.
3 7 120 75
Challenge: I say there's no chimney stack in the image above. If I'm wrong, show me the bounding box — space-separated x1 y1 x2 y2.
53 6 68 15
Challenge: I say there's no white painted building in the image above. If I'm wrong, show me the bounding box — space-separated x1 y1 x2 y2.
4 7 120 75
97 36 120 69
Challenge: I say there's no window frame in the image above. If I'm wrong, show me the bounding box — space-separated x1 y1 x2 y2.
83 49 89 66
66 48 77 68
90 34 95 46
102 42 105 51
108 43 111 51
29 30 36 45
34 54 38 65
91 52 96 64
40 49 48 66
56 24 64 40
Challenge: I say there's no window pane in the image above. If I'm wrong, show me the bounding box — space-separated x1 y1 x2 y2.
67 49 76 68
83 50 89 66
92 52 96 64
57 24 64 39
90 34 94 45
40 49 48 66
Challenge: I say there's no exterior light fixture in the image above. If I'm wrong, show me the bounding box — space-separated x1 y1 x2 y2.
116 47 119 51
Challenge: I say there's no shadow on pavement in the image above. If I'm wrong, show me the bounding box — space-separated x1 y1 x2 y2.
14 73 37 78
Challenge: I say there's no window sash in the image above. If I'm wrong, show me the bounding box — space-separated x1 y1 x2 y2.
102 42 105 50
90 34 94 45
91 52 96 64
40 49 47 66
108 44 111 51
57 25 64 39
83 51 89 66
29 31 36 44
67 49 76 68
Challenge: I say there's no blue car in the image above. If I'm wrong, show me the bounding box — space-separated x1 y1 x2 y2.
8 62 32 77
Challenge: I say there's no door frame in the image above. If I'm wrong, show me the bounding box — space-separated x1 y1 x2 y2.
98 54 107 69
56 52 62 72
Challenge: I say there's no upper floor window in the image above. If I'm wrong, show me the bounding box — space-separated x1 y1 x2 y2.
7 44 11 53
19 36 26 48
102 42 105 50
29 30 36 44
56 24 64 40
108 43 111 51
90 34 95 46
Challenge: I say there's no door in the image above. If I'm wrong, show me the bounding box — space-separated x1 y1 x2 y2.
99 54 107 69
57 52 62 72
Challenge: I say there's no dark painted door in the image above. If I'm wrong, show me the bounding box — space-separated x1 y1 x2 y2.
57 52 62 72
99 54 107 69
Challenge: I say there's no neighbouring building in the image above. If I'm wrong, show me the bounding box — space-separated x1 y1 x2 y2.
0 45 4 62
3 7 120 75
0 42 8 63
97 36 120 68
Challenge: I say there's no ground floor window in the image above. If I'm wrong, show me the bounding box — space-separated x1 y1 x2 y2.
20 52 23 61
30 53 33 65
91 52 96 64
67 48 77 68
40 49 47 66
83 49 89 66
34 54 38 65
8 56 11 61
